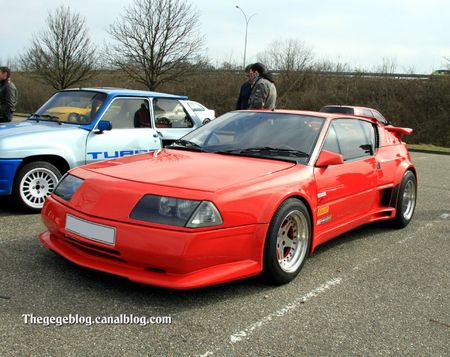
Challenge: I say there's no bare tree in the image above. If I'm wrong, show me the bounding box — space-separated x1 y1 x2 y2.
375 57 398 74
107 0 204 90
256 39 314 108
314 59 352 73
21 5 97 90
257 39 314 72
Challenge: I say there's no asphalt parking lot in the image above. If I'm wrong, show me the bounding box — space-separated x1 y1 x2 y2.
0 152 449 356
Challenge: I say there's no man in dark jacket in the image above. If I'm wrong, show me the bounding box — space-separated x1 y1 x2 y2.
236 64 252 110
0 66 18 122
248 62 277 110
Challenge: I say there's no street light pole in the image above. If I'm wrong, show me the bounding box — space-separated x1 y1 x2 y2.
235 5 256 69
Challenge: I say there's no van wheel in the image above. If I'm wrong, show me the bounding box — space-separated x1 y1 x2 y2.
13 161 62 212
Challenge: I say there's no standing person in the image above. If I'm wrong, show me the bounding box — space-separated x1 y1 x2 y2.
0 66 18 122
236 64 252 110
248 62 277 110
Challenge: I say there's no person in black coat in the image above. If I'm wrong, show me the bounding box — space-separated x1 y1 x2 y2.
0 66 18 122
236 64 252 110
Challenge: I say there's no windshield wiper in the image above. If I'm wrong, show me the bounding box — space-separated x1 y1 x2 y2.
170 139 206 152
29 114 62 124
218 146 309 158
28 113 41 122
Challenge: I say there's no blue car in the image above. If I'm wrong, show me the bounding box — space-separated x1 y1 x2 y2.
0 88 207 211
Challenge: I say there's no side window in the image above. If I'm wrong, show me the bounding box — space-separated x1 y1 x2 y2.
153 99 194 129
188 101 204 111
322 125 341 154
331 119 375 161
360 121 377 151
102 98 150 129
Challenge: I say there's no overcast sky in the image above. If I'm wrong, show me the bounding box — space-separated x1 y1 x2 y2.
2 0 449 73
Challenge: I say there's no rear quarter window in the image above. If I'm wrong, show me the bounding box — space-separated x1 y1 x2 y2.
320 106 354 115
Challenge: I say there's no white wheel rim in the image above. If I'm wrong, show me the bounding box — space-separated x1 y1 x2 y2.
19 167 59 209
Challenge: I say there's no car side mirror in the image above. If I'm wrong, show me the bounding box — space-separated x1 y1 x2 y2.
315 150 344 167
96 120 112 133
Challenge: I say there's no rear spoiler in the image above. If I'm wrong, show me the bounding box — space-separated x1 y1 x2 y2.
384 125 413 140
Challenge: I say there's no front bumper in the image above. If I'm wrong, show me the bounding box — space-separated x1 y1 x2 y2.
0 159 22 195
39 196 268 289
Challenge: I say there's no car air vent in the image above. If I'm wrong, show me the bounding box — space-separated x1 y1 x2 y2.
63 235 124 262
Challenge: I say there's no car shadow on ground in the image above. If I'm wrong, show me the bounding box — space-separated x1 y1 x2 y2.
0 196 28 216
311 221 391 256
39 250 274 303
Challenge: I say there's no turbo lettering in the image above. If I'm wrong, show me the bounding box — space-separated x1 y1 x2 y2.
87 150 151 160
120 150 134 157
104 151 119 159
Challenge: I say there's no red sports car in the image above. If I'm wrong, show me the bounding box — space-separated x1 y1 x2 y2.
39 110 417 289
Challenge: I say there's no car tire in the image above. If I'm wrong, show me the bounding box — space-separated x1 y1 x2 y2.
390 170 417 228
263 198 311 284
12 161 62 212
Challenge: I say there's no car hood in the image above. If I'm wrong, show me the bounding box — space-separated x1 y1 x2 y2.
0 120 88 156
82 148 297 192
0 120 83 137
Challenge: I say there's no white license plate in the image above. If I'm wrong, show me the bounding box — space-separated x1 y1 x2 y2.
65 214 116 246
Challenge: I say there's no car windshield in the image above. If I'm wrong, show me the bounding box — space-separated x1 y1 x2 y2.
171 111 325 163
29 91 107 125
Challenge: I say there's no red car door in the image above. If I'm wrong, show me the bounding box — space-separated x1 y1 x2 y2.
314 118 378 240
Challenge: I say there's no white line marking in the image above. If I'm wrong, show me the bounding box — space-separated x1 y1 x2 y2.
398 222 433 244
229 278 342 344
198 352 214 357
0 238 24 244
398 212 448 244
197 277 342 356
